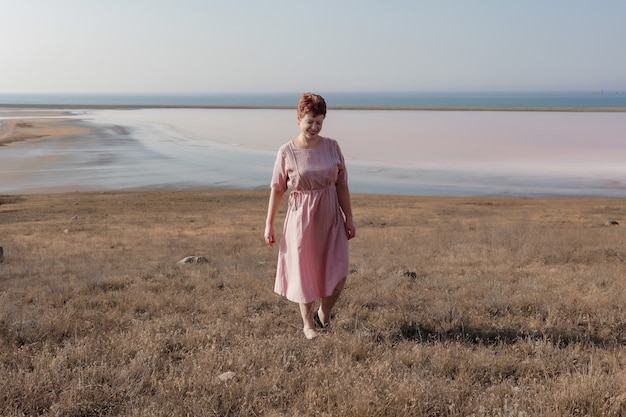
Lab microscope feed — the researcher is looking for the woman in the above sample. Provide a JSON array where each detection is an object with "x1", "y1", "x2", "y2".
[{"x1": 264, "y1": 93, "x2": 356, "y2": 340}]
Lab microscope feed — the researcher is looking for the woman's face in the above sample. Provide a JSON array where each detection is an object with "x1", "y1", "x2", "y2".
[{"x1": 297, "y1": 112, "x2": 324, "y2": 139}]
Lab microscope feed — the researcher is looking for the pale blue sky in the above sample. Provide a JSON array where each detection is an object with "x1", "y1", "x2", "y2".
[{"x1": 1, "y1": 0, "x2": 624, "y2": 93}]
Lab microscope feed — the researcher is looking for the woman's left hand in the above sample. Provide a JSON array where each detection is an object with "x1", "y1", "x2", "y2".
[
  {"x1": 345, "y1": 217, "x2": 356, "y2": 240},
  {"x1": 264, "y1": 224, "x2": 276, "y2": 246}
]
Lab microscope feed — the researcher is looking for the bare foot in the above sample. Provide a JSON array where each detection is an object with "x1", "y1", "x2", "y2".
[{"x1": 303, "y1": 327, "x2": 319, "y2": 340}]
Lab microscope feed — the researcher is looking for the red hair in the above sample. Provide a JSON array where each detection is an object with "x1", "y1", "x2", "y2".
[{"x1": 297, "y1": 93, "x2": 327, "y2": 119}]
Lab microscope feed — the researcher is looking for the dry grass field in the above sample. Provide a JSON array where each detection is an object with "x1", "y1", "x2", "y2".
[{"x1": 1, "y1": 190, "x2": 626, "y2": 416}]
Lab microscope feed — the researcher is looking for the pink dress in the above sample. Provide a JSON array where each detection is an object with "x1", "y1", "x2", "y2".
[{"x1": 270, "y1": 137, "x2": 349, "y2": 303}]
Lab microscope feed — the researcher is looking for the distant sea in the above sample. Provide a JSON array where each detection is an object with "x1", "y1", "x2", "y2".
[{"x1": 1, "y1": 91, "x2": 626, "y2": 108}]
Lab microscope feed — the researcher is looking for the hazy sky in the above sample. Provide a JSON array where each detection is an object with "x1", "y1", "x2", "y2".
[{"x1": 1, "y1": 0, "x2": 624, "y2": 93}]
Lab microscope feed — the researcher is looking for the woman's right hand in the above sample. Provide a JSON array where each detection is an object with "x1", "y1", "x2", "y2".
[{"x1": 265, "y1": 189, "x2": 285, "y2": 247}]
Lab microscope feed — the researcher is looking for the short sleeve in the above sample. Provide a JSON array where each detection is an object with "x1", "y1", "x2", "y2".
[{"x1": 270, "y1": 146, "x2": 289, "y2": 192}]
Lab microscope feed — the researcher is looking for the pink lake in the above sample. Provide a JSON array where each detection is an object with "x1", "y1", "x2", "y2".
[{"x1": 1, "y1": 108, "x2": 625, "y2": 196}]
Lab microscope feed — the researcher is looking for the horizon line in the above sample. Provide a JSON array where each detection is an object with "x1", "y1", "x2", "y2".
[{"x1": 2, "y1": 89, "x2": 626, "y2": 95}]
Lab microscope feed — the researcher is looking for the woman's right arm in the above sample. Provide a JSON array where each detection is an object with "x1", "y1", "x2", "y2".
[{"x1": 264, "y1": 188, "x2": 285, "y2": 246}]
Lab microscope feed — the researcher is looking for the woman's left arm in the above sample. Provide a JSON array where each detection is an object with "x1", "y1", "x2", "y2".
[{"x1": 337, "y1": 183, "x2": 356, "y2": 240}]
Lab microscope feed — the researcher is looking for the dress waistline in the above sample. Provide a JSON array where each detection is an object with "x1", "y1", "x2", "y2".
[
  {"x1": 290, "y1": 185, "x2": 334, "y2": 194},
  {"x1": 288, "y1": 186, "x2": 335, "y2": 205}
]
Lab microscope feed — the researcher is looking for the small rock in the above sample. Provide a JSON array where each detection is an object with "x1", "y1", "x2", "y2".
[
  {"x1": 177, "y1": 256, "x2": 209, "y2": 264},
  {"x1": 0, "y1": 246, "x2": 4, "y2": 263},
  {"x1": 606, "y1": 220, "x2": 619, "y2": 226},
  {"x1": 216, "y1": 371, "x2": 236, "y2": 382},
  {"x1": 71, "y1": 215, "x2": 79, "y2": 221},
  {"x1": 63, "y1": 229, "x2": 70, "y2": 234},
  {"x1": 401, "y1": 269, "x2": 418, "y2": 279}
]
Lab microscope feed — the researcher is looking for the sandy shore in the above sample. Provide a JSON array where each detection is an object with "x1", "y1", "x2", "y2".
[{"x1": 0, "y1": 110, "x2": 94, "y2": 145}]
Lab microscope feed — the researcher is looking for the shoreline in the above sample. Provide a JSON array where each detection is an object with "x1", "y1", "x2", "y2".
[
  {"x1": 2, "y1": 189, "x2": 626, "y2": 201},
  {"x1": 2, "y1": 103, "x2": 626, "y2": 112}
]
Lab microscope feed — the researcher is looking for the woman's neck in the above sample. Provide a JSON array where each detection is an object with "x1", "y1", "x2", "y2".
[{"x1": 294, "y1": 134, "x2": 322, "y2": 149}]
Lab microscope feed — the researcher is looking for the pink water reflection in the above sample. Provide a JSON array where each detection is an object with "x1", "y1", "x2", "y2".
[
  {"x1": 324, "y1": 110, "x2": 626, "y2": 174},
  {"x1": 2, "y1": 108, "x2": 625, "y2": 196}
]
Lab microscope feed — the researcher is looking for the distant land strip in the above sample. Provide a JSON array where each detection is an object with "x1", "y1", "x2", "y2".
[{"x1": 1, "y1": 103, "x2": 626, "y2": 112}]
